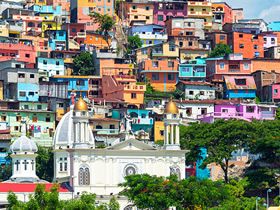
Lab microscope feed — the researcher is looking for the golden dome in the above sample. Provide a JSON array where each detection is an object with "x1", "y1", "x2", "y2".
[
  {"x1": 164, "y1": 100, "x2": 178, "y2": 114},
  {"x1": 74, "y1": 97, "x2": 88, "y2": 111}
]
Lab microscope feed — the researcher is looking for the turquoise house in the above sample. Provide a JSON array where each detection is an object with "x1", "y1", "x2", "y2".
[{"x1": 179, "y1": 59, "x2": 206, "y2": 81}]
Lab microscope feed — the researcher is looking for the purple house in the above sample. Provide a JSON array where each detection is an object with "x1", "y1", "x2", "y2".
[
  {"x1": 264, "y1": 33, "x2": 277, "y2": 49},
  {"x1": 197, "y1": 103, "x2": 276, "y2": 123},
  {"x1": 153, "y1": 2, "x2": 188, "y2": 26}
]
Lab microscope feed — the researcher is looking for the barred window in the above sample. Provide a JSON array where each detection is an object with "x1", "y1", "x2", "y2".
[{"x1": 79, "y1": 167, "x2": 90, "y2": 185}]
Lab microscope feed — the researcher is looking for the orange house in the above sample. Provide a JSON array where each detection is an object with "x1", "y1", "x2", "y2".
[
  {"x1": 139, "y1": 60, "x2": 179, "y2": 92},
  {"x1": 85, "y1": 32, "x2": 111, "y2": 50},
  {"x1": 102, "y1": 75, "x2": 146, "y2": 107}
]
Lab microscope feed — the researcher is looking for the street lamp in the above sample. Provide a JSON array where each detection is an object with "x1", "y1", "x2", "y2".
[
  {"x1": 267, "y1": 189, "x2": 272, "y2": 209},
  {"x1": 256, "y1": 197, "x2": 261, "y2": 210}
]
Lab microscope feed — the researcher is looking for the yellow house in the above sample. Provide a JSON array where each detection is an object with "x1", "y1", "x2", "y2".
[
  {"x1": 188, "y1": 1, "x2": 213, "y2": 31},
  {"x1": 0, "y1": 21, "x2": 9, "y2": 37},
  {"x1": 154, "y1": 121, "x2": 164, "y2": 142},
  {"x1": 40, "y1": 13, "x2": 62, "y2": 34},
  {"x1": 180, "y1": 48, "x2": 209, "y2": 61},
  {"x1": 33, "y1": 0, "x2": 47, "y2": 5}
]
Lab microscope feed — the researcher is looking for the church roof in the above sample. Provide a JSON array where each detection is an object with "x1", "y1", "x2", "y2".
[
  {"x1": 74, "y1": 97, "x2": 88, "y2": 111},
  {"x1": 10, "y1": 136, "x2": 37, "y2": 152},
  {"x1": 52, "y1": 110, "x2": 95, "y2": 148},
  {"x1": 107, "y1": 138, "x2": 156, "y2": 151},
  {"x1": 0, "y1": 183, "x2": 70, "y2": 192},
  {"x1": 164, "y1": 100, "x2": 179, "y2": 114}
]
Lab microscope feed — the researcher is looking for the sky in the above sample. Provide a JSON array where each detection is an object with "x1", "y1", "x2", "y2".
[{"x1": 211, "y1": 0, "x2": 280, "y2": 23}]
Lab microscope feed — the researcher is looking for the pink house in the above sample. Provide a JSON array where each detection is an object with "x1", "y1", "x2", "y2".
[
  {"x1": 153, "y1": 2, "x2": 188, "y2": 26},
  {"x1": 12, "y1": 15, "x2": 43, "y2": 35},
  {"x1": 197, "y1": 103, "x2": 276, "y2": 123},
  {"x1": 0, "y1": 43, "x2": 36, "y2": 64}
]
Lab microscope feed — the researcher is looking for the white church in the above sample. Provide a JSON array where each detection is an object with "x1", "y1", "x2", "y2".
[{"x1": 0, "y1": 97, "x2": 186, "y2": 209}]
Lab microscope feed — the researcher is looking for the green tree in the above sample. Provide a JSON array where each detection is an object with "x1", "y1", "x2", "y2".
[
  {"x1": 172, "y1": 89, "x2": 185, "y2": 100},
  {"x1": 209, "y1": 42, "x2": 232, "y2": 58},
  {"x1": 89, "y1": 12, "x2": 115, "y2": 49},
  {"x1": 276, "y1": 107, "x2": 280, "y2": 120},
  {"x1": 36, "y1": 146, "x2": 54, "y2": 182},
  {"x1": 73, "y1": 53, "x2": 95, "y2": 76},
  {"x1": 180, "y1": 119, "x2": 255, "y2": 183},
  {"x1": 127, "y1": 35, "x2": 142, "y2": 55}
]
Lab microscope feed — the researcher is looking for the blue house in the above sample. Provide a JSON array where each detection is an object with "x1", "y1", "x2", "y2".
[
  {"x1": 269, "y1": 21, "x2": 280, "y2": 31},
  {"x1": 224, "y1": 76, "x2": 256, "y2": 99},
  {"x1": 44, "y1": 30, "x2": 67, "y2": 51},
  {"x1": 49, "y1": 76, "x2": 88, "y2": 99},
  {"x1": 37, "y1": 57, "x2": 65, "y2": 77},
  {"x1": 179, "y1": 59, "x2": 206, "y2": 81},
  {"x1": 17, "y1": 83, "x2": 39, "y2": 101},
  {"x1": 128, "y1": 24, "x2": 167, "y2": 47},
  {"x1": 29, "y1": 5, "x2": 62, "y2": 16}
]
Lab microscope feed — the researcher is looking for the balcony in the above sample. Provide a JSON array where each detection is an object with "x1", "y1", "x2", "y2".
[
  {"x1": 204, "y1": 22, "x2": 213, "y2": 27},
  {"x1": 0, "y1": 43, "x2": 35, "y2": 51},
  {"x1": 188, "y1": 11, "x2": 212, "y2": 17},
  {"x1": 89, "y1": 84, "x2": 102, "y2": 90},
  {"x1": 9, "y1": 25, "x2": 24, "y2": 32},
  {"x1": 76, "y1": 32, "x2": 86, "y2": 38},
  {"x1": 144, "y1": 66, "x2": 178, "y2": 71},
  {"x1": 132, "y1": 118, "x2": 153, "y2": 125},
  {"x1": 188, "y1": 1, "x2": 212, "y2": 7},
  {"x1": 123, "y1": 84, "x2": 146, "y2": 91},
  {"x1": 95, "y1": 129, "x2": 119, "y2": 135},
  {"x1": 152, "y1": 50, "x2": 163, "y2": 55}
]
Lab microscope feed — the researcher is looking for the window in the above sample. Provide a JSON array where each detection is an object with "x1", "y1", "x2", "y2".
[
  {"x1": 28, "y1": 22, "x2": 35, "y2": 27},
  {"x1": 37, "y1": 105, "x2": 42, "y2": 110},
  {"x1": 219, "y1": 63, "x2": 225, "y2": 70},
  {"x1": 134, "y1": 15, "x2": 138, "y2": 19},
  {"x1": 200, "y1": 91, "x2": 205, "y2": 95},
  {"x1": 19, "y1": 91, "x2": 26, "y2": 97},
  {"x1": 16, "y1": 115, "x2": 21, "y2": 122},
  {"x1": 189, "y1": 91, "x2": 194, "y2": 95},
  {"x1": 59, "y1": 31, "x2": 64, "y2": 36},
  {"x1": 58, "y1": 103, "x2": 64, "y2": 108},
  {"x1": 239, "y1": 44, "x2": 244, "y2": 48},
  {"x1": 14, "y1": 126, "x2": 19, "y2": 131},
  {"x1": 79, "y1": 167, "x2": 90, "y2": 185},
  {"x1": 32, "y1": 116, "x2": 38, "y2": 123},
  {"x1": 98, "y1": 8, "x2": 101, "y2": 11},
  {"x1": 169, "y1": 44, "x2": 175, "y2": 51},
  {"x1": 72, "y1": 28, "x2": 76, "y2": 32},
  {"x1": 222, "y1": 109, "x2": 228, "y2": 113},
  {"x1": 1, "y1": 115, "x2": 6, "y2": 121},
  {"x1": 160, "y1": 130, "x2": 164, "y2": 136},
  {"x1": 56, "y1": 61, "x2": 60, "y2": 65},
  {"x1": 201, "y1": 108, "x2": 207, "y2": 115},
  {"x1": 175, "y1": 4, "x2": 184, "y2": 10},
  {"x1": 188, "y1": 41, "x2": 193, "y2": 46},
  {"x1": 239, "y1": 34, "x2": 243, "y2": 38},
  {"x1": 29, "y1": 92, "x2": 35, "y2": 96},
  {"x1": 246, "y1": 106, "x2": 254, "y2": 113},
  {"x1": 272, "y1": 38, "x2": 276, "y2": 43},
  {"x1": 186, "y1": 108, "x2": 192, "y2": 115},
  {"x1": 96, "y1": 37, "x2": 98, "y2": 41},
  {"x1": 158, "y1": 3, "x2": 163, "y2": 10},
  {"x1": 244, "y1": 63, "x2": 249, "y2": 70},
  {"x1": 141, "y1": 48, "x2": 148, "y2": 55},
  {"x1": 76, "y1": 80, "x2": 85, "y2": 86},
  {"x1": 168, "y1": 73, "x2": 175, "y2": 80},
  {"x1": 152, "y1": 61, "x2": 159, "y2": 67},
  {"x1": 25, "y1": 53, "x2": 30, "y2": 58},
  {"x1": 45, "y1": 117, "x2": 51, "y2": 122},
  {"x1": 168, "y1": 61, "x2": 174, "y2": 68},
  {"x1": 132, "y1": 5, "x2": 137, "y2": 9},
  {"x1": 43, "y1": 60, "x2": 47, "y2": 65},
  {"x1": 24, "y1": 105, "x2": 29, "y2": 109},
  {"x1": 56, "y1": 71, "x2": 60, "y2": 75},
  {"x1": 179, "y1": 42, "x2": 183, "y2": 47},
  {"x1": 30, "y1": 74, "x2": 34, "y2": 78},
  {"x1": 235, "y1": 79, "x2": 246, "y2": 85},
  {"x1": 146, "y1": 16, "x2": 150, "y2": 20},
  {"x1": 15, "y1": 64, "x2": 21, "y2": 68},
  {"x1": 141, "y1": 113, "x2": 146, "y2": 118},
  {"x1": 145, "y1": 6, "x2": 150, "y2": 10},
  {"x1": 64, "y1": 162, "x2": 67, "y2": 171},
  {"x1": 131, "y1": 93, "x2": 136, "y2": 99},
  {"x1": 109, "y1": 124, "x2": 115, "y2": 129},
  {"x1": 96, "y1": 125, "x2": 102, "y2": 129},
  {"x1": 18, "y1": 73, "x2": 25, "y2": 78},
  {"x1": 47, "y1": 24, "x2": 52, "y2": 28},
  {"x1": 186, "y1": 32, "x2": 193, "y2": 36},
  {"x1": 254, "y1": 45, "x2": 258, "y2": 49},
  {"x1": 158, "y1": 15, "x2": 163, "y2": 21},
  {"x1": 107, "y1": 8, "x2": 110, "y2": 12},
  {"x1": 166, "y1": 3, "x2": 173, "y2": 10},
  {"x1": 152, "y1": 73, "x2": 159, "y2": 80},
  {"x1": 220, "y1": 35, "x2": 225, "y2": 40}
]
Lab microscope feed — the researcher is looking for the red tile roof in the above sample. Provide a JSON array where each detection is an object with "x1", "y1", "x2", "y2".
[
  {"x1": 0, "y1": 183, "x2": 70, "y2": 193},
  {"x1": 0, "y1": 134, "x2": 12, "y2": 140},
  {"x1": 178, "y1": 80, "x2": 215, "y2": 86}
]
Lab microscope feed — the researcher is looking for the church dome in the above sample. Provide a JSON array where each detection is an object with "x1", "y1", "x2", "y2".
[
  {"x1": 164, "y1": 100, "x2": 179, "y2": 114},
  {"x1": 74, "y1": 97, "x2": 88, "y2": 111},
  {"x1": 10, "y1": 136, "x2": 37, "y2": 152},
  {"x1": 52, "y1": 110, "x2": 95, "y2": 148}
]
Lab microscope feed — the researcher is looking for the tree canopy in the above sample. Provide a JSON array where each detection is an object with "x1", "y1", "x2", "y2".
[
  {"x1": 127, "y1": 35, "x2": 142, "y2": 55},
  {"x1": 73, "y1": 52, "x2": 95, "y2": 76},
  {"x1": 209, "y1": 42, "x2": 232, "y2": 58},
  {"x1": 89, "y1": 12, "x2": 115, "y2": 49}
]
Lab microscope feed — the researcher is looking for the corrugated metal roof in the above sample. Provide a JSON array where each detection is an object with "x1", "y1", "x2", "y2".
[{"x1": 224, "y1": 76, "x2": 256, "y2": 90}]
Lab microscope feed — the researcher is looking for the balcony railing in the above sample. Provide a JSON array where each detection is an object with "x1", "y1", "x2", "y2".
[
  {"x1": 144, "y1": 66, "x2": 178, "y2": 71},
  {"x1": 123, "y1": 85, "x2": 146, "y2": 91},
  {"x1": 132, "y1": 118, "x2": 153, "y2": 125},
  {"x1": 188, "y1": 1, "x2": 211, "y2": 6},
  {"x1": 197, "y1": 112, "x2": 275, "y2": 121},
  {"x1": 188, "y1": 11, "x2": 212, "y2": 16},
  {"x1": 77, "y1": 32, "x2": 86, "y2": 37},
  {"x1": 0, "y1": 43, "x2": 35, "y2": 50},
  {"x1": 152, "y1": 50, "x2": 163, "y2": 55},
  {"x1": 89, "y1": 84, "x2": 102, "y2": 90},
  {"x1": 95, "y1": 129, "x2": 119, "y2": 135}
]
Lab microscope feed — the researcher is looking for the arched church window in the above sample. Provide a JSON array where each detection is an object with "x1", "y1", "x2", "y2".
[
  {"x1": 79, "y1": 167, "x2": 90, "y2": 185},
  {"x1": 124, "y1": 164, "x2": 137, "y2": 177},
  {"x1": 96, "y1": 125, "x2": 102, "y2": 129},
  {"x1": 170, "y1": 166, "x2": 181, "y2": 179}
]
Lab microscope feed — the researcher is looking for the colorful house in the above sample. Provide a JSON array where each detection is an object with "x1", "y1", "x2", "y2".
[
  {"x1": 102, "y1": 75, "x2": 146, "y2": 108},
  {"x1": 197, "y1": 103, "x2": 276, "y2": 123},
  {"x1": 44, "y1": 30, "x2": 67, "y2": 51},
  {"x1": 12, "y1": 14, "x2": 43, "y2": 35},
  {"x1": 224, "y1": 76, "x2": 256, "y2": 99},
  {"x1": 179, "y1": 60, "x2": 206, "y2": 81},
  {"x1": 187, "y1": 0, "x2": 213, "y2": 31},
  {"x1": 212, "y1": 2, "x2": 232, "y2": 27},
  {"x1": 84, "y1": 32, "x2": 111, "y2": 50},
  {"x1": 121, "y1": 1, "x2": 154, "y2": 26},
  {"x1": 49, "y1": 75, "x2": 88, "y2": 98},
  {"x1": 153, "y1": 1, "x2": 188, "y2": 26},
  {"x1": 37, "y1": 57, "x2": 65, "y2": 77},
  {"x1": 128, "y1": 24, "x2": 167, "y2": 47},
  {"x1": 0, "y1": 20, "x2": 9, "y2": 37},
  {"x1": 263, "y1": 83, "x2": 280, "y2": 102},
  {"x1": 139, "y1": 59, "x2": 178, "y2": 92}
]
